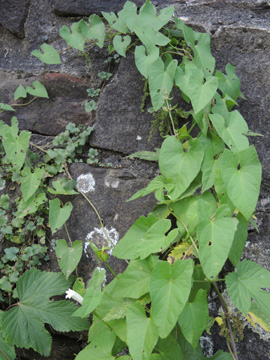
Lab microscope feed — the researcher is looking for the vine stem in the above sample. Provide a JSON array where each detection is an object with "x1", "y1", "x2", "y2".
[
  {"x1": 0, "y1": 97, "x2": 38, "y2": 115},
  {"x1": 164, "y1": 98, "x2": 178, "y2": 136},
  {"x1": 29, "y1": 142, "x2": 48, "y2": 154},
  {"x1": 212, "y1": 281, "x2": 239, "y2": 360}
]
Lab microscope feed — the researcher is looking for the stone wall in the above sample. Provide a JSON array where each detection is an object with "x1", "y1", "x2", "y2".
[{"x1": 0, "y1": 0, "x2": 270, "y2": 359}]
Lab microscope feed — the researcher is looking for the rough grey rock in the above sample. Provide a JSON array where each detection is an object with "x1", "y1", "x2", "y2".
[{"x1": 0, "y1": 0, "x2": 30, "y2": 38}]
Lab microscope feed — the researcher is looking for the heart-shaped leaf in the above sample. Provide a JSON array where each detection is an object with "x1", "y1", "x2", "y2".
[
  {"x1": 55, "y1": 239, "x2": 83, "y2": 279},
  {"x1": 113, "y1": 35, "x2": 131, "y2": 57},
  {"x1": 49, "y1": 198, "x2": 73, "y2": 234},
  {"x1": 31, "y1": 43, "x2": 61, "y2": 64}
]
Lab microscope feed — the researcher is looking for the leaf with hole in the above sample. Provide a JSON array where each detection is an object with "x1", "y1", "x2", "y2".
[
  {"x1": 26, "y1": 81, "x2": 48, "y2": 98},
  {"x1": 197, "y1": 217, "x2": 238, "y2": 279},
  {"x1": 150, "y1": 259, "x2": 193, "y2": 338},
  {"x1": 49, "y1": 198, "x2": 73, "y2": 234},
  {"x1": 221, "y1": 146, "x2": 261, "y2": 220},
  {"x1": 226, "y1": 259, "x2": 270, "y2": 315},
  {"x1": 55, "y1": 240, "x2": 83, "y2": 279},
  {"x1": 31, "y1": 43, "x2": 61, "y2": 64},
  {"x1": 17, "y1": 193, "x2": 47, "y2": 218}
]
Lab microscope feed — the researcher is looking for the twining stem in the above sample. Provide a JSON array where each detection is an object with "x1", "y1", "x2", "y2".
[
  {"x1": 212, "y1": 281, "x2": 239, "y2": 360},
  {"x1": 105, "y1": 260, "x2": 118, "y2": 279},
  {"x1": 165, "y1": 98, "x2": 178, "y2": 136},
  {"x1": 30, "y1": 142, "x2": 48, "y2": 154},
  {"x1": 0, "y1": 97, "x2": 38, "y2": 115}
]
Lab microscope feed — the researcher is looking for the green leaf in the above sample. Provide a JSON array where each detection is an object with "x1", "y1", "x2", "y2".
[
  {"x1": 113, "y1": 35, "x2": 131, "y2": 57},
  {"x1": 47, "y1": 177, "x2": 78, "y2": 195},
  {"x1": 159, "y1": 136, "x2": 204, "y2": 200},
  {"x1": 247, "y1": 302, "x2": 270, "y2": 333},
  {"x1": 126, "y1": 302, "x2": 159, "y2": 360},
  {"x1": 135, "y1": 45, "x2": 159, "y2": 78},
  {"x1": 0, "y1": 103, "x2": 15, "y2": 111},
  {"x1": 175, "y1": 63, "x2": 218, "y2": 114},
  {"x1": 221, "y1": 146, "x2": 261, "y2": 220},
  {"x1": 14, "y1": 85, "x2": 27, "y2": 100},
  {"x1": 150, "y1": 259, "x2": 193, "y2": 338},
  {"x1": 1, "y1": 268, "x2": 89, "y2": 356},
  {"x1": 228, "y1": 214, "x2": 248, "y2": 267},
  {"x1": 197, "y1": 217, "x2": 238, "y2": 279},
  {"x1": 72, "y1": 268, "x2": 105, "y2": 317},
  {"x1": 226, "y1": 259, "x2": 270, "y2": 315},
  {"x1": 135, "y1": 219, "x2": 178, "y2": 259},
  {"x1": 0, "y1": 330, "x2": 16, "y2": 360},
  {"x1": 75, "y1": 318, "x2": 115, "y2": 360},
  {"x1": 112, "y1": 214, "x2": 158, "y2": 259},
  {"x1": 111, "y1": 259, "x2": 151, "y2": 299},
  {"x1": 21, "y1": 167, "x2": 44, "y2": 202},
  {"x1": 82, "y1": 15, "x2": 106, "y2": 48},
  {"x1": 128, "y1": 148, "x2": 160, "y2": 162},
  {"x1": 55, "y1": 240, "x2": 83, "y2": 279},
  {"x1": 178, "y1": 289, "x2": 209, "y2": 348},
  {"x1": 59, "y1": 22, "x2": 85, "y2": 50},
  {"x1": 151, "y1": 333, "x2": 184, "y2": 360},
  {"x1": 149, "y1": 58, "x2": 177, "y2": 111},
  {"x1": 26, "y1": 81, "x2": 48, "y2": 98},
  {"x1": 210, "y1": 111, "x2": 249, "y2": 152},
  {"x1": 0, "y1": 117, "x2": 31, "y2": 170},
  {"x1": 31, "y1": 43, "x2": 61, "y2": 64},
  {"x1": 49, "y1": 198, "x2": 73, "y2": 234},
  {"x1": 215, "y1": 63, "x2": 240, "y2": 100},
  {"x1": 17, "y1": 193, "x2": 47, "y2": 218}
]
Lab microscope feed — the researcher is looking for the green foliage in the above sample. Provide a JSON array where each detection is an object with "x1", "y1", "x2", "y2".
[
  {"x1": 31, "y1": 43, "x2": 62, "y2": 64},
  {"x1": 55, "y1": 239, "x2": 83, "y2": 279},
  {"x1": 49, "y1": 198, "x2": 73, "y2": 234},
  {"x1": 26, "y1": 81, "x2": 49, "y2": 98}
]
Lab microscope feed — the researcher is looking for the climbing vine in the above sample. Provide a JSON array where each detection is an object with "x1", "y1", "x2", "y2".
[{"x1": 0, "y1": 1, "x2": 269, "y2": 360}]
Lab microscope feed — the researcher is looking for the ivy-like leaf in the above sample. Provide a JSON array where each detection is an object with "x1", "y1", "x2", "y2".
[
  {"x1": 150, "y1": 259, "x2": 193, "y2": 338},
  {"x1": 59, "y1": 22, "x2": 85, "y2": 50},
  {"x1": 221, "y1": 146, "x2": 261, "y2": 220},
  {"x1": 49, "y1": 198, "x2": 73, "y2": 234},
  {"x1": 134, "y1": 45, "x2": 159, "y2": 78},
  {"x1": 226, "y1": 259, "x2": 270, "y2": 315},
  {"x1": 210, "y1": 111, "x2": 249, "y2": 152},
  {"x1": 26, "y1": 81, "x2": 48, "y2": 98},
  {"x1": 31, "y1": 43, "x2": 61, "y2": 64},
  {"x1": 0, "y1": 117, "x2": 31, "y2": 171},
  {"x1": 1, "y1": 269, "x2": 89, "y2": 356},
  {"x1": 175, "y1": 63, "x2": 218, "y2": 114},
  {"x1": 113, "y1": 35, "x2": 131, "y2": 57},
  {"x1": 72, "y1": 268, "x2": 105, "y2": 317},
  {"x1": 159, "y1": 136, "x2": 204, "y2": 200},
  {"x1": 126, "y1": 302, "x2": 159, "y2": 360},
  {"x1": 21, "y1": 167, "x2": 44, "y2": 202},
  {"x1": 149, "y1": 57, "x2": 177, "y2": 111},
  {"x1": 113, "y1": 214, "x2": 158, "y2": 259},
  {"x1": 178, "y1": 289, "x2": 209, "y2": 349},
  {"x1": 55, "y1": 239, "x2": 83, "y2": 279},
  {"x1": 14, "y1": 84, "x2": 27, "y2": 100},
  {"x1": 197, "y1": 217, "x2": 238, "y2": 279}
]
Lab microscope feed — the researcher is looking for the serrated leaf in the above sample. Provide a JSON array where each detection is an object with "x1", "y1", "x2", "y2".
[
  {"x1": 0, "y1": 330, "x2": 16, "y2": 360},
  {"x1": 150, "y1": 259, "x2": 193, "y2": 338},
  {"x1": 215, "y1": 63, "x2": 240, "y2": 100},
  {"x1": 228, "y1": 214, "x2": 248, "y2": 267},
  {"x1": 0, "y1": 103, "x2": 15, "y2": 111},
  {"x1": 175, "y1": 63, "x2": 218, "y2": 114},
  {"x1": 21, "y1": 167, "x2": 44, "y2": 202},
  {"x1": 55, "y1": 240, "x2": 83, "y2": 279},
  {"x1": 1, "y1": 268, "x2": 89, "y2": 356},
  {"x1": 135, "y1": 45, "x2": 159, "y2": 78},
  {"x1": 0, "y1": 117, "x2": 31, "y2": 170},
  {"x1": 149, "y1": 58, "x2": 177, "y2": 111},
  {"x1": 59, "y1": 22, "x2": 85, "y2": 50},
  {"x1": 17, "y1": 193, "x2": 47, "y2": 218},
  {"x1": 48, "y1": 177, "x2": 78, "y2": 195},
  {"x1": 111, "y1": 259, "x2": 151, "y2": 299},
  {"x1": 113, "y1": 35, "x2": 131, "y2": 57},
  {"x1": 14, "y1": 84, "x2": 27, "y2": 100},
  {"x1": 26, "y1": 81, "x2": 48, "y2": 98},
  {"x1": 159, "y1": 136, "x2": 204, "y2": 200},
  {"x1": 197, "y1": 217, "x2": 238, "y2": 279},
  {"x1": 221, "y1": 146, "x2": 261, "y2": 220},
  {"x1": 72, "y1": 268, "x2": 105, "y2": 317},
  {"x1": 226, "y1": 259, "x2": 270, "y2": 315},
  {"x1": 49, "y1": 198, "x2": 73, "y2": 234},
  {"x1": 112, "y1": 214, "x2": 158, "y2": 259},
  {"x1": 178, "y1": 289, "x2": 209, "y2": 348},
  {"x1": 31, "y1": 43, "x2": 61, "y2": 64},
  {"x1": 135, "y1": 220, "x2": 178, "y2": 259},
  {"x1": 126, "y1": 302, "x2": 159, "y2": 360},
  {"x1": 210, "y1": 111, "x2": 249, "y2": 152},
  {"x1": 246, "y1": 302, "x2": 270, "y2": 332}
]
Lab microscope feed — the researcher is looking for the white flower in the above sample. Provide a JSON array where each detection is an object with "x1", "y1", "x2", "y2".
[{"x1": 65, "y1": 288, "x2": 83, "y2": 304}]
